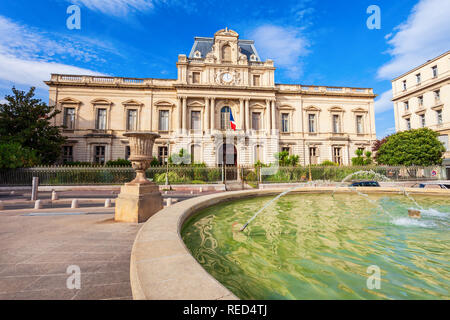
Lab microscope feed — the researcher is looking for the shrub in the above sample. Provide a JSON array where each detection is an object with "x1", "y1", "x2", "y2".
[
  {"x1": 320, "y1": 160, "x2": 339, "y2": 166},
  {"x1": 106, "y1": 159, "x2": 132, "y2": 167},
  {"x1": 0, "y1": 142, "x2": 38, "y2": 169}
]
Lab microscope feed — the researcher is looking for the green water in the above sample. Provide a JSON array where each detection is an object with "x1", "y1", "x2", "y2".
[{"x1": 181, "y1": 193, "x2": 450, "y2": 300}]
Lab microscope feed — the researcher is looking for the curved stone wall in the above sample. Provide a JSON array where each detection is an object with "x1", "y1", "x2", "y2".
[{"x1": 130, "y1": 187, "x2": 450, "y2": 300}]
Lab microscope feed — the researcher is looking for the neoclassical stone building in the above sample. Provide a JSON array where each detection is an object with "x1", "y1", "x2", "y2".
[
  {"x1": 392, "y1": 50, "x2": 450, "y2": 173},
  {"x1": 46, "y1": 28, "x2": 377, "y2": 167}
]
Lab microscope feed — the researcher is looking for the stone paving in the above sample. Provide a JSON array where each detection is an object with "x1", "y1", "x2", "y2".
[{"x1": 0, "y1": 207, "x2": 141, "y2": 300}]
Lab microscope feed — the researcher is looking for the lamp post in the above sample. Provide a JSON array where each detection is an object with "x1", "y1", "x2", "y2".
[{"x1": 165, "y1": 141, "x2": 170, "y2": 186}]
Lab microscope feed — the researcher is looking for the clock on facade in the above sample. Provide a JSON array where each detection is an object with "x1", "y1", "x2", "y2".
[{"x1": 222, "y1": 72, "x2": 233, "y2": 83}]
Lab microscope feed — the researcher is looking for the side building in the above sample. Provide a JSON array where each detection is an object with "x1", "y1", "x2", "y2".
[
  {"x1": 392, "y1": 50, "x2": 450, "y2": 174},
  {"x1": 46, "y1": 28, "x2": 377, "y2": 167}
]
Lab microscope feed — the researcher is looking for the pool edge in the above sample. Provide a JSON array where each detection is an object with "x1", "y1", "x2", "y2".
[{"x1": 130, "y1": 187, "x2": 450, "y2": 300}]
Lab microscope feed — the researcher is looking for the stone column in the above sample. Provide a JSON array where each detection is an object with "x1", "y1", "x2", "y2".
[
  {"x1": 245, "y1": 99, "x2": 250, "y2": 131},
  {"x1": 177, "y1": 96, "x2": 182, "y2": 133},
  {"x1": 239, "y1": 98, "x2": 244, "y2": 130},
  {"x1": 204, "y1": 97, "x2": 210, "y2": 132},
  {"x1": 182, "y1": 96, "x2": 187, "y2": 133},
  {"x1": 265, "y1": 99, "x2": 271, "y2": 131},
  {"x1": 210, "y1": 97, "x2": 215, "y2": 131},
  {"x1": 271, "y1": 99, "x2": 276, "y2": 132}
]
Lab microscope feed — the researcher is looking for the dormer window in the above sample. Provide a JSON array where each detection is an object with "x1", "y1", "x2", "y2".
[
  {"x1": 253, "y1": 74, "x2": 260, "y2": 86},
  {"x1": 221, "y1": 44, "x2": 231, "y2": 62},
  {"x1": 194, "y1": 50, "x2": 202, "y2": 58},
  {"x1": 192, "y1": 72, "x2": 200, "y2": 84},
  {"x1": 250, "y1": 54, "x2": 257, "y2": 62}
]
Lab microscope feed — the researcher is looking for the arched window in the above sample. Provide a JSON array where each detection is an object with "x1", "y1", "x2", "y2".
[
  {"x1": 220, "y1": 106, "x2": 231, "y2": 130},
  {"x1": 221, "y1": 44, "x2": 231, "y2": 62}
]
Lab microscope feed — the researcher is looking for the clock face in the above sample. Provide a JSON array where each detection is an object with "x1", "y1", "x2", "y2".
[{"x1": 222, "y1": 72, "x2": 233, "y2": 83}]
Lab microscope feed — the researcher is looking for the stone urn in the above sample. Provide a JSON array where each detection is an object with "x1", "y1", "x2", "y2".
[
  {"x1": 124, "y1": 131, "x2": 160, "y2": 185},
  {"x1": 115, "y1": 131, "x2": 163, "y2": 223}
]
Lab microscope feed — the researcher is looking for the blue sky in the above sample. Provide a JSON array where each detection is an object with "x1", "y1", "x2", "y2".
[{"x1": 0, "y1": 0, "x2": 449, "y2": 138}]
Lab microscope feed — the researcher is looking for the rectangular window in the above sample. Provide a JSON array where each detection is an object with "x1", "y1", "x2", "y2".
[
  {"x1": 402, "y1": 80, "x2": 407, "y2": 91},
  {"x1": 281, "y1": 147, "x2": 290, "y2": 154},
  {"x1": 434, "y1": 89, "x2": 440, "y2": 102},
  {"x1": 404, "y1": 101, "x2": 409, "y2": 110},
  {"x1": 356, "y1": 115, "x2": 363, "y2": 134},
  {"x1": 438, "y1": 135, "x2": 449, "y2": 151},
  {"x1": 281, "y1": 113, "x2": 289, "y2": 133},
  {"x1": 63, "y1": 108, "x2": 75, "y2": 130},
  {"x1": 420, "y1": 114, "x2": 426, "y2": 127},
  {"x1": 416, "y1": 73, "x2": 421, "y2": 84},
  {"x1": 125, "y1": 146, "x2": 131, "y2": 160},
  {"x1": 159, "y1": 110, "x2": 169, "y2": 131},
  {"x1": 253, "y1": 75, "x2": 260, "y2": 86},
  {"x1": 192, "y1": 72, "x2": 200, "y2": 84},
  {"x1": 191, "y1": 145, "x2": 201, "y2": 164},
  {"x1": 62, "y1": 146, "x2": 73, "y2": 163},
  {"x1": 191, "y1": 111, "x2": 201, "y2": 130},
  {"x1": 332, "y1": 115, "x2": 340, "y2": 133},
  {"x1": 418, "y1": 96, "x2": 423, "y2": 107},
  {"x1": 432, "y1": 65, "x2": 438, "y2": 78},
  {"x1": 126, "y1": 109, "x2": 137, "y2": 131},
  {"x1": 437, "y1": 110, "x2": 443, "y2": 125},
  {"x1": 94, "y1": 146, "x2": 105, "y2": 164},
  {"x1": 333, "y1": 147, "x2": 342, "y2": 165},
  {"x1": 158, "y1": 146, "x2": 168, "y2": 164},
  {"x1": 308, "y1": 114, "x2": 316, "y2": 133},
  {"x1": 406, "y1": 118, "x2": 411, "y2": 130},
  {"x1": 252, "y1": 112, "x2": 261, "y2": 130},
  {"x1": 96, "y1": 108, "x2": 107, "y2": 130},
  {"x1": 309, "y1": 147, "x2": 318, "y2": 164}
]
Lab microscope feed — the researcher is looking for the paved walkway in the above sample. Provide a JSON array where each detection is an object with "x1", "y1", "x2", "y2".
[{"x1": 0, "y1": 207, "x2": 141, "y2": 300}]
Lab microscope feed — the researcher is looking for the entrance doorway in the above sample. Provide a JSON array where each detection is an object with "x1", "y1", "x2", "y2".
[{"x1": 218, "y1": 143, "x2": 238, "y2": 180}]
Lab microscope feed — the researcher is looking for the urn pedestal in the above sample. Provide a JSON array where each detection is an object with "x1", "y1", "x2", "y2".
[{"x1": 115, "y1": 132, "x2": 163, "y2": 223}]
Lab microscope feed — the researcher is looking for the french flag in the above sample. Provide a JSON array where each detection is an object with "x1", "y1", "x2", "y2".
[{"x1": 230, "y1": 110, "x2": 236, "y2": 131}]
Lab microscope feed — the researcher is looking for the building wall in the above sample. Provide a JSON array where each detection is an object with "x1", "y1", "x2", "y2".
[
  {"x1": 46, "y1": 29, "x2": 377, "y2": 167},
  {"x1": 392, "y1": 51, "x2": 450, "y2": 162}
]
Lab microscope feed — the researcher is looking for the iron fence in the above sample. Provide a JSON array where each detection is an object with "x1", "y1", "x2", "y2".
[{"x1": 0, "y1": 165, "x2": 446, "y2": 186}]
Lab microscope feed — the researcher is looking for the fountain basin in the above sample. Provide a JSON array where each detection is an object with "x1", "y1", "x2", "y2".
[{"x1": 130, "y1": 187, "x2": 450, "y2": 300}]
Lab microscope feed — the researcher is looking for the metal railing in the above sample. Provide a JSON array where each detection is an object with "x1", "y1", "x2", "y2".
[{"x1": 0, "y1": 165, "x2": 445, "y2": 186}]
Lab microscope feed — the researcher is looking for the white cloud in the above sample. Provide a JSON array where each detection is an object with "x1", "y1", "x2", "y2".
[
  {"x1": 0, "y1": 99, "x2": 7, "y2": 104},
  {"x1": 70, "y1": 0, "x2": 154, "y2": 16},
  {"x1": 0, "y1": 15, "x2": 106, "y2": 89},
  {"x1": 374, "y1": 89, "x2": 393, "y2": 114},
  {"x1": 249, "y1": 25, "x2": 310, "y2": 79},
  {"x1": 377, "y1": 0, "x2": 450, "y2": 79},
  {"x1": 0, "y1": 55, "x2": 103, "y2": 89}
]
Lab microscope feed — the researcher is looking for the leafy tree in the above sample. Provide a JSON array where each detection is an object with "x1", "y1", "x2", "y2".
[
  {"x1": 372, "y1": 135, "x2": 390, "y2": 162},
  {"x1": 0, "y1": 142, "x2": 39, "y2": 169},
  {"x1": 351, "y1": 149, "x2": 373, "y2": 166},
  {"x1": 0, "y1": 87, "x2": 66, "y2": 164},
  {"x1": 376, "y1": 128, "x2": 445, "y2": 166}
]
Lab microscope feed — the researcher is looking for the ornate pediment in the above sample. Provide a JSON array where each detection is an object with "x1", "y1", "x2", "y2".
[{"x1": 214, "y1": 28, "x2": 239, "y2": 37}]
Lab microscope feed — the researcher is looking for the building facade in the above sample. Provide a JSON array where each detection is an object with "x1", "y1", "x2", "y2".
[
  {"x1": 46, "y1": 29, "x2": 377, "y2": 167},
  {"x1": 392, "y1": 51, "x2": 450, "y2": 172}
]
